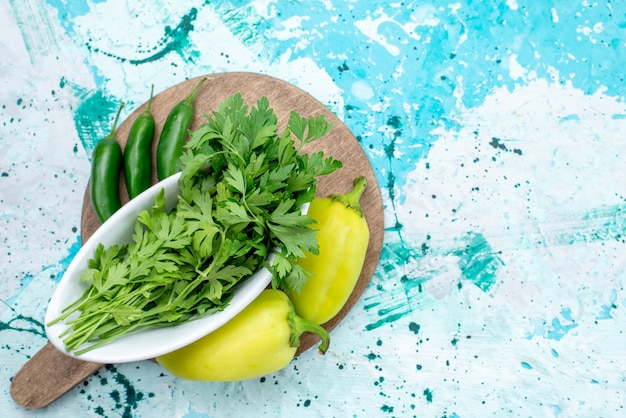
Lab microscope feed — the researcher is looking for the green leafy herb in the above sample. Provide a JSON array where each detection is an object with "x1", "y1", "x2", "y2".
[{"x1": 47, "y1": 93, "x2": 342, "y2": 354}]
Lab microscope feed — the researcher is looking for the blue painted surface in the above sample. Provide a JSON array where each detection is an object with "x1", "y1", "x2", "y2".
[{"x1": 1, "y1": 1, "x2": 625, "y2": 417}]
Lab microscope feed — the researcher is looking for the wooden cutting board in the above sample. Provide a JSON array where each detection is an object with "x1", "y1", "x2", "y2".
[{"x1": 11, "y1": 72, "x2": 384, "y2": 409}]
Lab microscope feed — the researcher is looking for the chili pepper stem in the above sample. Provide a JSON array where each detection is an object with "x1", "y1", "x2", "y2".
[
  {"x1": 287, "y1": 304, "x2": 330, "y2": 354},
  {"x1": 183, "y1": 77, "x2": 209, "y2": 106},
  {"x1": 329, "y1": 175, "x2": 368, "y2": 216},
  {"x1": 144, "y1": 84, "x2": 154, "y2": 114},
  {"x1": 107, "y1": 102, "x2": 125, "y2": 139}
]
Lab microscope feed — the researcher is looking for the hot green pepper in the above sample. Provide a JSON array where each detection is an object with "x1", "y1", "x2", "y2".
[
  {"x1": 287, "y1": 176, "x2": 370, "y2": 324},
  {"x1": 155, "y1": 289, "x2": 330, "y2": 381},
  {"x1": 124, "y1": 85, "x2": 155, "y2": 199},
  {"x1": 156, "y1": 77, "x2": 207, "y2": 180},
  {"x1": 90, "y1": 102, "x2": 125, "y2": 223}
]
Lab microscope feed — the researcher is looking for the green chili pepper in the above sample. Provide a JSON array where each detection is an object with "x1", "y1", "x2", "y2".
[
  {"x1": 287, "y1": 176, "x2": 370, "y2": 324},
  {"x1": 156, "y1": 77, "x2": 208, "y2": 180},
  {"x1": 124, "y1": 85, "x2": 156, "y2": 199},
  {"x1": 90, "y1": 102, "x2": 125, "y2": 223},
  {"x1": 155, "y1": 289, "x2": 330, "y2": 381}
]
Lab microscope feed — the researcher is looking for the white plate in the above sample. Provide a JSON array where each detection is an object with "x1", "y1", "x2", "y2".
[{"x1": 45, "y1": 172, "x2": 287, "y2": 363}]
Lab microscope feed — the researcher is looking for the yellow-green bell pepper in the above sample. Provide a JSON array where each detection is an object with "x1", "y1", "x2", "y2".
[
  {"x1": 155, "y1": 289, "x2": 329, "y2": 381},
  {"x1": 287, "y1": 176, "x2": 369, "y2": 324}
]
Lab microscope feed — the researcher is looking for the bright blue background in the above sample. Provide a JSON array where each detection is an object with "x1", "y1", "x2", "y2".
[{"x1": 2, "y1": 1, "x2": 625, "y2": 417}]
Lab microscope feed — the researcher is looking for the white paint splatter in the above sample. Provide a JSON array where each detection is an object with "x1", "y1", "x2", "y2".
[
  {"x1": 354, "y1": 5, "x2": 438, "y2": 56},
  {"x1": 351, "y1": 79, "x2": 374, "y2": 100},
  {"x1": 508, "y1": 53, "x2": 528, "y2": 81},
  {"x1": 398, "y1": 76, "x2": 626, "y2": 318}
]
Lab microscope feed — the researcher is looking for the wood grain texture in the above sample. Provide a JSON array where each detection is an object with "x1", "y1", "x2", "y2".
[
  {"x1": 11, "y1": 72, "x2": 384, "y2": 409},
  {"x1": 10, "y1": 342, "x2": 103, "y2": 409}
]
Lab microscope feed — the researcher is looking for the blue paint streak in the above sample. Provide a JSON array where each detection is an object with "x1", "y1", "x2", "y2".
[
  {"x1": 44, "y1": 0, "x2": 110, "y2": 88},
  {"x1": 453, "y1": 232, "x2": 502, "y2": 292},
  {"x1": 6, "y1": 236, "x2": 81, "y2": 305},
  {"x1": 52, "y1": 236, "x2": 83, "y2": 282},
  {"x1": 560, "y1": 307, "x2": 573, "y2": 322},
  {"x1": 183, "y1": 405, "x2": 210, "y2": 418},
  {"x1": 183, "y1": 412, "x2": 210, "y2": 418},
  {"x1": 526, "y1": 308, "x2": 578, "y2": 341},
  {"x1": 44, "y1": 0, "x2": 105, "y2": 35},
  {"x1": 596, "y1": 289, "x2": 618, "y2": 320},
  {"x1": 5, "y1": 274, "x2": 35, "y2": 306},
  {"x1": 253, "y1": 1, "x2": 626, "y2": 195},
  {"x1": 363, "y1": 231, "x2": 503, "y2": 330}
]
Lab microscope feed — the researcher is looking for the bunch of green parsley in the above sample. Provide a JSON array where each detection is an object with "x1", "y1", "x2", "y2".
[{"x1": 49, "y1": 93, "x2": 342, "y2": 354}]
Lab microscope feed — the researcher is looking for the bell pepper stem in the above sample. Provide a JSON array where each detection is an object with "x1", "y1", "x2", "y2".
[
  {"x1": 288, "y1": 307, "x2": 330, "y2": 354},
  {"x1": 329, "y1": 175, "x2": 368, "y2": 216}
]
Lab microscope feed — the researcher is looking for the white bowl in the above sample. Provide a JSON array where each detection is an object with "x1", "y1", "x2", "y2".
[{"x1": 45, "y1": 172, "x2": 289, "y2": 363}]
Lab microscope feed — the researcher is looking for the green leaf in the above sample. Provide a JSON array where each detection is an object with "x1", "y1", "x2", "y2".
[
  {"x1": 270, "y1": 252, "x2": 291, "y2": 282},
  {"x1": 287, "y1": 111, "x2": 307, "y2": 143},
  {"x1": 305, "y1": 114, "x2": 333, "y2": 143},
  {"x1": 215, "y1": 200, "x2": 254, "y2": 226},
  {"x1": 282, "y1": 263, "x2": 310, "y2": 293},
  {"x1": 303, "y1": 151, "x2": 343, "y2": 176},
  {"x1": 267, "y1": 222, "x2": 318, "y2": 259},
  {"x1": 287, "y1": 111, "x2": 332, "y2": 148},
  {"x1": 179, "y1": 150, "x2": 210, "y2": 183},
  {"x1": 245, "y1": 188, "x2": 275, "y2": 211},
  {"x1": 252, "y1": 124, "x2": 277, "y2": 149},
  {"x1": 244, "y1": 152, "x2": 267, "y2": 180},
  {"x1": 212, "y1": 264, "x2": 253, "y2": 283},
  {"x1": 185, "y1": 123, "x2": 220, "y2": 151},
  {"x1": 191, "y1": 221, "x2": 220, "y2": 258},
  {"x1": 111, "y1": 305, "x2": 145, "y2": 326},
  {"x1": 276, "y1": 132, "x2": 297, "y2": 166},
  {"x1": 224, "y1": 163, "x2": 247, "y2": 195},
  {"x1": 266, "y1": 163, "x2": 295, "y2": 192}
]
